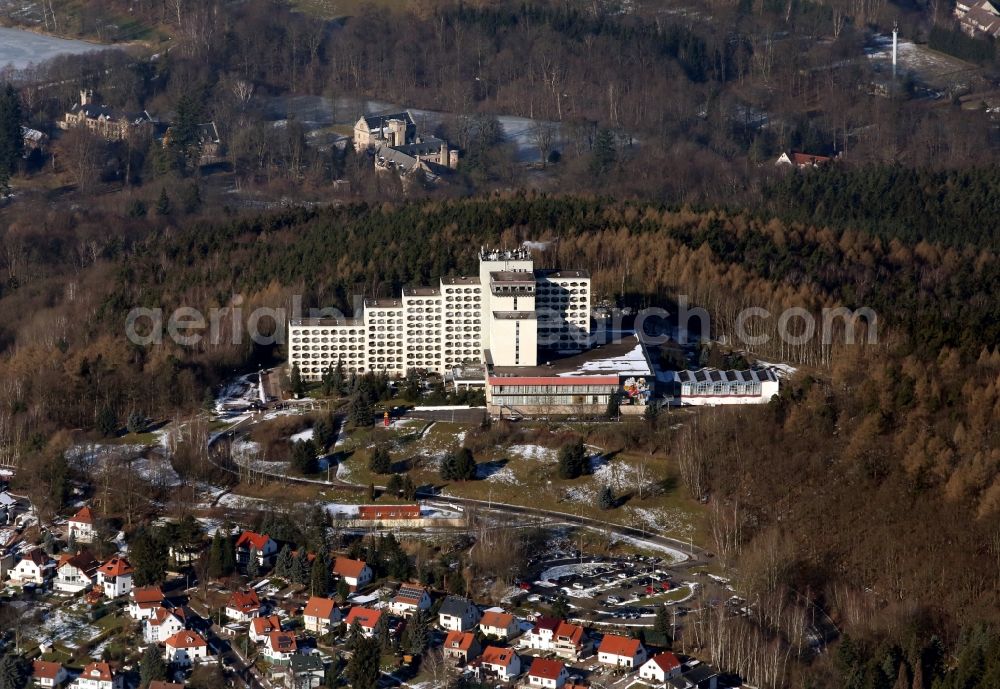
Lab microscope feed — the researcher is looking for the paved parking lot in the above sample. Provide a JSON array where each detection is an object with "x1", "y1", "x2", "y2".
[{"x1": 516, "y1": 553, "x2": 698, "y2": 626}]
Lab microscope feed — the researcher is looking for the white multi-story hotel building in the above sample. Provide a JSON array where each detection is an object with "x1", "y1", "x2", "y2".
[{"x1": 288, "y1": 248, "x2": 592, "y2": 379}]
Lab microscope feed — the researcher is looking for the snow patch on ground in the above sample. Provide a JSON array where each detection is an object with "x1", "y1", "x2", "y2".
[
  {"x1": 507, "y1": 444, "x2": 558, "y2": 463},
  {"x1": 214, "y1": 373, "x2": 260, "y2": 414},
  {"x1": 480, "y1": 465, "x2": 519, "y2": 485},
  {"x1": 32, "y1": 604, "x2": 93, "y2": 648},
  {"x1": 325, "y1": 503, "x2": 361, "y2": 519},
  {"x1": 563, "y1": 485, "x2": 597, "y2": 504},
  {"x1": 538, "y1": 562, "x2": 608, "y2": 581},
  {"x1": 626, "y1": 506, "x2": 696, "y2": 537},
  {"x1": 66, "y1": 443, "x2": 145, "y2": 470},
  {"x1": 290, "y1": 428, "x2": 314, "y2": 442},
  {"x1": 593, "y1": 460, "x2": 638, "y2": 492},
  {"x1": 231, "y1": 439, "x2": 291, "y2": 473},
  {"x1": 130, "y1": 457, "x2": 183, "y2": 487},
  {"x1": 217, "y1": 493, "x2": 266, "y2": 509},
  {"x1": 607, "y1": 533, "x2": 688, "y2": 562},
  {"x1": 0, "y1": 27, "x2": 104, "y2": 70}
]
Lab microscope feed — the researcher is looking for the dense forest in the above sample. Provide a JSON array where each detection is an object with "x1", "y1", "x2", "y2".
[{"x1": 763, "y1": 165, "x2": 1000, "y2": 250}]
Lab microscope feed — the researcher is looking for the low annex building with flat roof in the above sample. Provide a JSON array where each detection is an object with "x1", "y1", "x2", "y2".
[{"x1": 666, "y1": 368, "x2": 780, "y2": 406}]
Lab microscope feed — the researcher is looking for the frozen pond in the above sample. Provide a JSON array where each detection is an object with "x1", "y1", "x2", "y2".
[{"x1": 0, "y1": 27, "x2": 103, "y2": 70}]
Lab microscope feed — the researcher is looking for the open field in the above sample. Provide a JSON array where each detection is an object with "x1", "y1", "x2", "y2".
[{"x1": 0, "y1": 25, "x2": 103, "y2": 68}]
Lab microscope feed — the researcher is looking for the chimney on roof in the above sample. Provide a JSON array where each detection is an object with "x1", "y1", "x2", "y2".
[{"x1": 80, "y1": 89, "x2": 93, "y2": 106}]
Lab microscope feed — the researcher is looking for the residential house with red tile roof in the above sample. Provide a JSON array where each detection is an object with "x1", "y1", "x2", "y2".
[
  {"x1": 164, "y1": 630, "x2": 209, "y2": 666},
  {"x1": 388, "y1": 583, "x2": 431, "y2": 618},
  {"x1": 527, "y1": 658, "x2": 569, "y2": 689},
  {"x1": 442, "y1": 630, "x2": 481, "y2": 664},
  {"x1": 235, "y1": 531, "x2": 277, "y2": 570},
  {"x1": 70, "y1": 663, "x2": 122, "y2": 689},
  {"x1": 303, "y1": 596, "x2": 341, "y2": 634},
  {"x1": 128, "y1": 586, "x2": 165, "y2": 620},
  {"x1": 639, "y1": 652, "x2": 682, "y2": 683},
  {"x1": 9, "y1": 548, "x2": 54, "y2": 586},
  {"x1": 67, "y1": 506, "x2": 96, "y2": 544},
  {"x1": 263, "y1": 631, "x2": 298, "y2": 666},
  {"x1": 54, "y1": 551, "x2": 99, "y2": 594},
  {"x1": 144, "y1": 607, "x2": 186, "y2": 644},
  {"x1": 226, "y1": 589, "x2": 262, "y2": 622},
  {"x1": 552, "y1": 621, "x2": 591, "y2": 660},
  {"x1": 476, "y1": 646, "x2": 521, "y2": 682},
  {"x1": 524, "y1": 616, "x2": 560, "y2": 649},
  {"x1": 31, "y1": 661, "x2": 67, "y2": 688},
  {"x1": 597, "y1": 634, "x2": 647, "y2": 668},
  {"x1": 479, "y1": 610, "x2": 518, "y2": 640},
  {"x1": 249, "y1": 615, "x2": 283, "y2": 643},
  {"x1": 775, "y1": 151, "x2": 832, "y2": 169},
  {"x1": 331, "y1": 557, "x2": 372, "y2": 590},
  {"x1": 96, "y1": 556, "x2": 134, "y2": 598},
  {"x1": 344, "y1": 606, "x2": 382, "y2": 638},
  {"x1": 524, "y1": 617, "x2": 589, "y2": 659}
]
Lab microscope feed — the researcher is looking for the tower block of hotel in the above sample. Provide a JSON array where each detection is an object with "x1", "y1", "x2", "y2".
[{"x1": 288, "y1": 248, "x2": 592, "y2": 379}]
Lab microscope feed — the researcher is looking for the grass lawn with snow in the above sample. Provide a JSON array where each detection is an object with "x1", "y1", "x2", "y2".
[{"x1": 333, "y1": 422, "x2": 708, "y2": 544}]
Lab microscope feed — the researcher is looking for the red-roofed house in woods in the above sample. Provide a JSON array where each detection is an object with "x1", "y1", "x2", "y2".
[
  {"x1": 775, "y1": 151, "x2": 833, "y2": 169},
  {"x1": 331, "y1": 557, "x2": 372, "y2": 590},
  {"x1": 164, "y1": 630, "x2": 209, "y2": 666},
  {"x1": 31, "y1": 661, "x2": 68, "y2": 688},
  {"x1": 442, "y1": 630, "x2": 481, "y2": 664},
  {"x1": 344, "y1": 606, "x2": 382, "y2": 637},
  {"x1": 67, "y1": 506, "x2": 97, "y2": 544},
  {"x1": 597, "y1": 634, "x2": 647, "y2": 668},
  {"x1": 235, "y1": 531, "x2": 277, "y2": 570},
  {"x1": 527, "y1": 658, "x2": 569, "y2": 689},
  {"x1": 128, "y1": 586, "x2": 165, "y2": 620},
  {"x1": 226, "y1": 589, "x2": 262, "y2": 622},
  {"x1": 249, "y1": 615, "x2": 283, "y2": 643},
  {"x1": 96, "y1": 556, "x2": 134, "y2": 598},
  {"x1": 303, "y1": 596, "x2": 342, "y2": 634},
  {"x1": 639, "y1": 652, "x2": 682, "y2": 684},
  {"x1": 70, "y1": 662, "x2": 122, "y2": 689},
  {"x1": 476, "y1": 646, "x2": 521, "y2": 682}
]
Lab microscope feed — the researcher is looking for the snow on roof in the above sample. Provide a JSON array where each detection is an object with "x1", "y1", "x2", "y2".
[{"x1": 555, "y1": 339, "x2": 651, "y2": 377}]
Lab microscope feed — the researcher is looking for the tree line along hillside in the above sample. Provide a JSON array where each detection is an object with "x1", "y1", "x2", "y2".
[
  {"x1": 0, "y1": 196, "x2": 997, "y2": 687},
  {"x1": 9, "y1": 0, "x2": 1000, "y2": 208}
]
